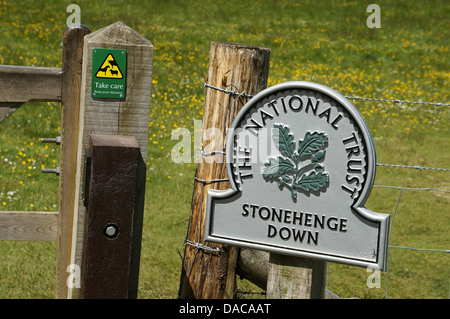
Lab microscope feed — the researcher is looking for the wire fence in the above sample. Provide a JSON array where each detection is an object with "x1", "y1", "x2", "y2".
[
  {"x1": 346, "y1": 92, "x2": 449, "y2": 298},
  {"x1": 370, "y1": 186, "x2": 449, "y2": 299},
  {"x1": 189, "y1": 83, "x2": 450, "y2": 298}
]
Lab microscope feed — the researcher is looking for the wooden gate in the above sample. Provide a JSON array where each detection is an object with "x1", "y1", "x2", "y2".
[{"x1": 0, "y1": 22, "x2": 154, "y2": 299}]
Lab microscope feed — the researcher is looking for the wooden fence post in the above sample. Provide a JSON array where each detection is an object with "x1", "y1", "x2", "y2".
[
  {"x1": 266, "y1": 255, "x2": 326, "y2": 299},
  {"x1": 80, "y1": 134, "x2": 140, "y2": 299},
  {"x1": 56, "y1": 23, "x2": 90, "y2": 299},
  {"x1": 65, "y1": 21, "x2": 153, "y2": 298},
  {"x1": 178, "y1": 42, "x2": 270, "y2": 299},
  {"x1": 237, "y1": 249, "x2": 339, "y2": 298}
]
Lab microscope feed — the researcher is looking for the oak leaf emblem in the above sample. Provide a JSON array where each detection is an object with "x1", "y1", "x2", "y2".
[{"x1": 262, "y1": 124, "x2": 329, "y2": 201}]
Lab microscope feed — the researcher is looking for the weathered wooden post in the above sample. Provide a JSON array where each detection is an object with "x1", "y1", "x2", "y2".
[
  {"x1": 237, "y1": 249, "x2": 340, "y2": 298},
  {"x1": 179, "y1": 42, "x2": 270, "y2": 299},
  {"x1": 56, "y1": 23, "x2": 90, "y2": 299},
  {"x1": 58, "y1": 21, "x2": 153, "y2": 299},
  {"x1": 266, "y1": 254, "x2": 326, "y2": 298}
]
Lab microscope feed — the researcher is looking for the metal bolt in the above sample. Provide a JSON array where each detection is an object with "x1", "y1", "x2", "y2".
[
  {"x1": 103, "y1": 224, "x2": 119, "y2": 239},
  {"x1": 40, "y1": 136, "x2": 61, "y2": 145},
  {"x1": 42, "y1": 167, "x2": 60, "y2": 175}
]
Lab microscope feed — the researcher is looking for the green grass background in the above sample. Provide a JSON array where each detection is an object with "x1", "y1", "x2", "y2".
[{"x1": 0, "y1": 0, "x2": 448, "y2": 298}]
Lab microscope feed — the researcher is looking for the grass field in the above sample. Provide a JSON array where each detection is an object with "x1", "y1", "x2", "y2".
[{"x1": 0, "y1": 0, "x2": 448, "y2": 299}]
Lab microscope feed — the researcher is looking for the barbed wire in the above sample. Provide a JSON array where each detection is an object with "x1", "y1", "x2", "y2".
[
  {"x1": 236, "y1": 289, "x2": 266, "y2": 299},
  {"x1": 194, "y1": 176, "x2": 229, "y2": 184},
  {"x1": 198, "y1": 143, "x2": 450, "y2": 173},
  {"x1": 185, "y1": 239, "x2": 221, "y2": 253},
  {"x1": 204, "y1": 83, "x2": 254, "y2": 99},
  {"x1": 346, "y1": 95, "x2": 450, "y2": 107},
  {"x1": 203, "y1": 82, "x2": 450, "y2": 107},
  {"x1": 377, "y1": 163, "x2": 450, "y2": 172},
  {"x1": 373, "y1": 185, "x2": 450, "y2": 193},
  {"x1": 389, "y1": 246, "x2": 450, "y2": 254}
]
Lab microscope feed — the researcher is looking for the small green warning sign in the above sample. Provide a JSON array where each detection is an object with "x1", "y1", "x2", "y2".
[
  {"x1": 95, "y1": 53, "x2": 124, "y2": 79},
  {"x1": 91, "y1": 48, "x2": 126, "y2": 99}
]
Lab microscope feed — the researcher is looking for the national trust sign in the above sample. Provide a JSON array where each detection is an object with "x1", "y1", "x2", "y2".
[{"x1": 204, "y1": 81, "x2": 390, "y2": 270}]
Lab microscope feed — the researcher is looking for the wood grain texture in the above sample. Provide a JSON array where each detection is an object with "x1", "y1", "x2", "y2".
[
  {"x1": 266, "y1": 254, "x2": 326, "y2": 299},
  {"x1": 56, "y1": 24, "x2": 90, "y2": 299},
  {"x1": 78, "y1": 21, "x2": 154, "y2": 159},
  {"x1": 69, "y1": 21, "x2": 153, "y2": 298},
  {"x1": 178, "y1": 42, "x2": 270, "y2": 299},
  {"x1": 0, "y1": 102, "x2": 23, "y2": 123},
  {"x1": 0, "y1": 65, "x2": 62, "y2": 103},
  {"x1": 0, "y1": 211, "x2": 58, "y2": 241},
  {"x1": 0, "y1": 65, "x2": 62, "y2": 122},
  {"x1": 236, "y1": 248, "x2": 270, "y2": 290},
  {"x1": 237, "y1": 249, "x2": 339, "y2": 299}
]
